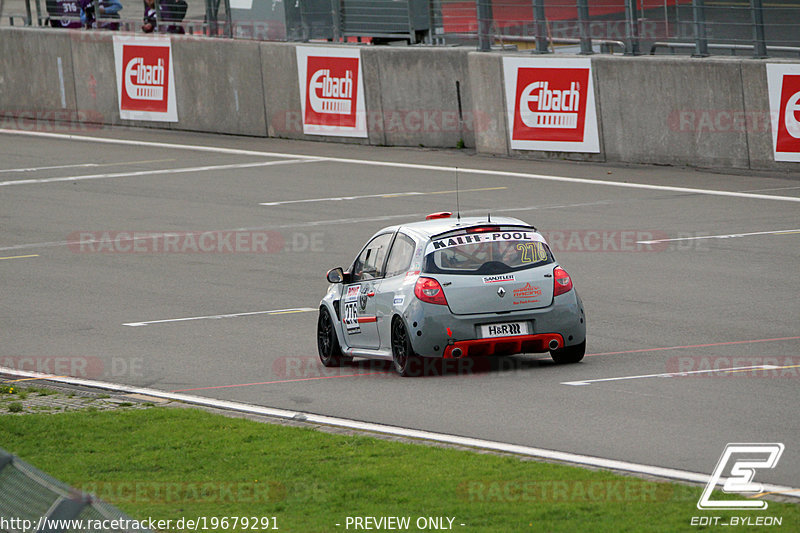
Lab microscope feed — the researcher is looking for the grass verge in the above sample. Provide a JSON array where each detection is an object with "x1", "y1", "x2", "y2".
[{"x1": 0, "y1": 407, "x2": 797, "y2": 532}]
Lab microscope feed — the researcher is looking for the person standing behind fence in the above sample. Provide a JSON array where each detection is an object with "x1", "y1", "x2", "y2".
[
  {"x1": 142, "y1": 0, "x2": 187, "y2": 34},
  {"x1": 46, "y1": 0, "x2": 83, "y2": 28},
  {"x1": 80, "y1": 0, "x2": 122, "y2": 30}
]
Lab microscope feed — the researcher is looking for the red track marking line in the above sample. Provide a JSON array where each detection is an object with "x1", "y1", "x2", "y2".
[
  {"x1": 170, "y1": 372, "x2": 390, "y2": 392},
  {"x1": 586, "y1": 336, "x2": 800, "y2": 357}
]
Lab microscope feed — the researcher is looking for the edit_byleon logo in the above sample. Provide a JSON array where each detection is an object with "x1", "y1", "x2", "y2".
[{"x1": 697, "y1": 443, "x2": 785, "y2": 510}]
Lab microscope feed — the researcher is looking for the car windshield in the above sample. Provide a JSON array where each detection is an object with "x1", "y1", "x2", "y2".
[{"x1": 423, "y1": 233, "x2": 553, "y2": 275}]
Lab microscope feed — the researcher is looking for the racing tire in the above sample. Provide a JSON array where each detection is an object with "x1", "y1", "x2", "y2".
[
  {"x1": 391, "y1": 317, "x2": 422, "y2": 377},
  {"x1": 317, "y1": 307, "x2": 351, "y2": 367},
  {"x1": 550, "y1": 340, "x2": 586, "y2": 364}
]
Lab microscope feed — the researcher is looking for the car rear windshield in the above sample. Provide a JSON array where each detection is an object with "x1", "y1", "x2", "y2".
[{"x1": 423, "y1": 232, "x2": 553, "y2": 275}]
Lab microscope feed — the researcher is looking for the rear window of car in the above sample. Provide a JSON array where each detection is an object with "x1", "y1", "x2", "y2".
[{"x1": 423, "y1": 231, "x2": 553, "y2": 275}]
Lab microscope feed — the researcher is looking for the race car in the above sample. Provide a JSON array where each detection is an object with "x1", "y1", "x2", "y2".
[{"x1": 317, "y1": 213, "x2": 587, "y2": 376}]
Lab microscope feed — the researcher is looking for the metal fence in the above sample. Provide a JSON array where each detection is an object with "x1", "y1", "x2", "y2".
[
  {"x1": 2, "y1": 0, "x2": 799, "y2": 57},
  {"x1": 0, "y1": 448, "x2": 152, "y2": 533}
]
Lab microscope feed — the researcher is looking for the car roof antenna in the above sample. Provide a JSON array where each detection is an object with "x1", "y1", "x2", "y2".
[
  {"x1": 455, "y1": 167, "x2": 461, "y2": 223},
  {"x1": 488, "y1": 212, "x2": 491, "y2": 222}
]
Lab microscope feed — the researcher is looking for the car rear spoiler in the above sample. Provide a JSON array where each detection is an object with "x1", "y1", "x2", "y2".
[{"x1": 430, "y1": 223, "x2": 538, "y2": 241}]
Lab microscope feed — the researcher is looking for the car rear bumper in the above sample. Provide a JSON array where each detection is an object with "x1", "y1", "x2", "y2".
[
  {"x1": 404, "y1": 289, "x2": 586, "y2": 358},
  {"x1": 442, "y1": 333, "x2": 565, "y2": 358}
]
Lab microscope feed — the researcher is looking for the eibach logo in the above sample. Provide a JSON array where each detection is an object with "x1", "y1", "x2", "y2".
[
  {"x1": 775, "y1": 74, "x2": 800, "y2": 153},
  {"x1": 120, "y1": 45, "x2": 170, "y2": 113},
  {"x1": 304, "y1": 56, "x2": 359, "y2": 128},
  {"x1": 512, "y1": 68, "x2": 589, "y2": 143}
]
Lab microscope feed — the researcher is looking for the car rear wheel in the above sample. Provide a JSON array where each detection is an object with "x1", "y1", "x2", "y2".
[
  {"x1": 550, "y1": 340, "x2": 585, "y2": 364},
  {"x1": 317, "y1": 307, "x2": 351, "y2": 367},
  {"x1": 391, "y1": 317, "x2": 421, "y2": 377}
]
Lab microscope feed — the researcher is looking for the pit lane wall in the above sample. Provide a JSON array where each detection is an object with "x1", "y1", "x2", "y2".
[{"x1": 0, "y1": 27, "x2": 797, "y2": 171}]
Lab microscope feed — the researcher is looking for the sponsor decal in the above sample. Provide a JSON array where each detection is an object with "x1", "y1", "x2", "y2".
[
  {"x1": 766, "y1": 64, "x2": 800, "y2": 161},
  {"x1": 393, "y1": 296, "x2": 405, "y2": 306},
  {"x1": 296, "y1": 47, "x2": 367, "y2": 138},
  {"x1": 483, "y1": 274, "x2": 515, "y2": 284},
  {"x1": 113, "y1": 36, "x2": 177, "y2": 122},
  {"x1": 503, "y1": 57, "x2": 599, "y2": 153},
  {"x1": 345, "y1": 284, "x2": 361, "y2": 303},
  {"x1": 513, "y1": 283, "x2": 542, "y2": 298},
  {"x1": 428, "y1": 232, "x2": 542, "y2": 253}
]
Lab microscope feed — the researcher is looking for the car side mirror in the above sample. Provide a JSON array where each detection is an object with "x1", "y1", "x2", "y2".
[{"x1": 326, "y1": 267, "x2": 345, "y2": 284}]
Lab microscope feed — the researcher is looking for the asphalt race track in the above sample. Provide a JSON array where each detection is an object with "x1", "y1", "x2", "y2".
[{"x1": 1, "y1": 127, "x2": 798, "y2": 489}]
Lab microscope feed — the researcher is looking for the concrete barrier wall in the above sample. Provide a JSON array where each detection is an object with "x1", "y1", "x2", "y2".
[
  {"x1": 0, "y1": 28, "x2": 77, "y2": 117},
  {"x1": 172, "y1": 37, "x2": 267, "y2": 137},
  {"x1": 594, "y1": 56, "x2": 750, "y2": 169},
  {"x1": 1, "y1": 27, "x2": 797, "y2": 172},
  {"x1": 363, "y1": 47, "x2": 473, "y2": 148}
]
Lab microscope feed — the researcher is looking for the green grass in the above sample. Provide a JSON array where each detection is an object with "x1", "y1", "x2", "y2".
[{"x1": 0, "y1": 408, "x2": 796, "y2": 532}]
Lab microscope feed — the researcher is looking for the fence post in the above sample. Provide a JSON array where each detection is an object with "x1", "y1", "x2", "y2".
[
  {"x1": 750, "y1": 0, "x2": 767, "y2": 58},
  {"x1": 624, "y1": 0, "x2": 640, "y2": 55},
  {"x1": 532, "y1": 0, "x2": 548, "y2": 53},
  {"x1": 577, "y1": 0, "x2": 592, "y2": 54},
  {"x1": 37, "y1": 496, "x2": 90, "y2": 533},
  {"x1": 0, "y1": 450, "x2": 12, "y2": 471},
  {"x1": 331, "y1": 0, "x2": 341, "y2": 42},
  {"x1": 692, "y1": 0, "x2": 709, "y2": 56},
  {"x1": 476, "y1": 0, "x2": 493, "y2": 52}
]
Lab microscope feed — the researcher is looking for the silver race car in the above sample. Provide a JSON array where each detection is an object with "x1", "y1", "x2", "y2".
[{"x1": 317, "y1": 213, "x2": 587, "y2": 376}]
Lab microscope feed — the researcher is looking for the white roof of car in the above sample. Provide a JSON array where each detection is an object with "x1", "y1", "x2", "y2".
[{"x1": 398, "y1": 215, "x2": 535, "y2": 238}]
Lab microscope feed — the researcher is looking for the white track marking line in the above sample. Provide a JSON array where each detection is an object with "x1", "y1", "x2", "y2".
[
  {"x1": 0, "y1": 366, "x2": 797, "y2": 500},
  {"x1": 2, "y1": 129, "x2": 799, "y2": 202},
  {"x1": 0, "y1": 159, "x2": 315, "y2": 187},
  {"x1": 260, "y1": 186, "x2": 507, "y2": 206},
  {"x1": 0, "y1": 200, "x2": 609, "y2": 253},
  {"x1": 0, "y1": 159, "x2": 175, "y2": 174},
  {"x1": 637, "y1": 229, "x2": 800, "y2": 244},
  {"x1": 123, "y1": 307, "x2": 316, "y2": 327},
  {"x1": 561, "y1": 364, "x2": 780, "y2": 386}
]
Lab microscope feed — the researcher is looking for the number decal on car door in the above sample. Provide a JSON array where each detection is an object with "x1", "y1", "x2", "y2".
[{"x1": 343, "y1": 284, "x2": 361, "y2": 334}]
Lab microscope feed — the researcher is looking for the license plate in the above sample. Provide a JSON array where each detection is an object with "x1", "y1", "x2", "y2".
[{"x1": 480, "y1": 321, "x2": 529, "y2": 338}]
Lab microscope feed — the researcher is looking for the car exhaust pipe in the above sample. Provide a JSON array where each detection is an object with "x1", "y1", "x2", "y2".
[
  {"x1": 451, "y1": 347, "x2": 463, "y2": 358},
  {"x1": 549, "y1": 339, "x2": 560, "y2": 350}
]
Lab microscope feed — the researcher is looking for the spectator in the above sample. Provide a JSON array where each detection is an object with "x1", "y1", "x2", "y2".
[
  {"x1": 46, "y1": 0, "x2": 83, "y2": 28},
  {"x1": 142, "y1": 0, "x2": 187, "y2": 34},
  {"x1": 80, "y1": 0, "x2": 122, "y2": 31}
]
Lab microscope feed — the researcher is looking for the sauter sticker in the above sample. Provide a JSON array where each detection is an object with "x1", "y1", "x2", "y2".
[
  {"x1": 113, "y1": 36, "x2": 177, "y2": 122},
  {"x1": 766, "y1": 64, "x2": 800, "y2": 162},
  {"x1": 296, "y1": 47, "x2": 367, "y2": 138},
  {"x1": 503, "y1": 57, "x2": 599, "y2": 153}
]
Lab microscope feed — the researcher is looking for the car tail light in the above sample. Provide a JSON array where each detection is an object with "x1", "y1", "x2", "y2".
[
  {"x1": 553, "y1": 267, "x2": 573, "y2": 296},
  {"x1": 414, "y1": 277, "x2": 448, "y2": 306},
  {"x1": 466, "y1": 226, "x2": 501, "y2": 233}
]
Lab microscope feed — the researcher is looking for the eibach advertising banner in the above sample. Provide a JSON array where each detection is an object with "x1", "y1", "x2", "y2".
[
  {"x1": 296, "y1": 46, "x2": 367, "y2": 138},
  {"x1": 766, "y1": 64, "x2": 800, "y2": 162},
  {"x1": 503, "y1": 57, "x2": 599, "y2": 153},
  {"x1": 113, "y1": 36, "x2": 178, "y2": 122}
]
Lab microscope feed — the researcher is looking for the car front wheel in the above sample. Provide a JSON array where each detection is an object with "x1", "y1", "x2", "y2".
[
  {"x1": 550, "y1": 340, "x2": 586, "y2": 364},
  {"x1": 391, "y1": 317, "x2": 422, "y2": 377},
  {"x1": 317, "y1": 307, "x2": 351, "y2": 367}
]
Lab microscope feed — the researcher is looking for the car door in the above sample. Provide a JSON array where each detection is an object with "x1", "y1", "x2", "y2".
[
  {"x1": 342, "y1": 232, "x2": 393, "y2": 349},
  {"x1": 373, "y1": 232, "x2": 417, "y2": 329}
]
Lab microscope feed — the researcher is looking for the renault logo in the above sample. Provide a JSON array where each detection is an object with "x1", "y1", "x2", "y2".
[{"x1": 497, "y1": 287, "x2": 506, "y2": 298}]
